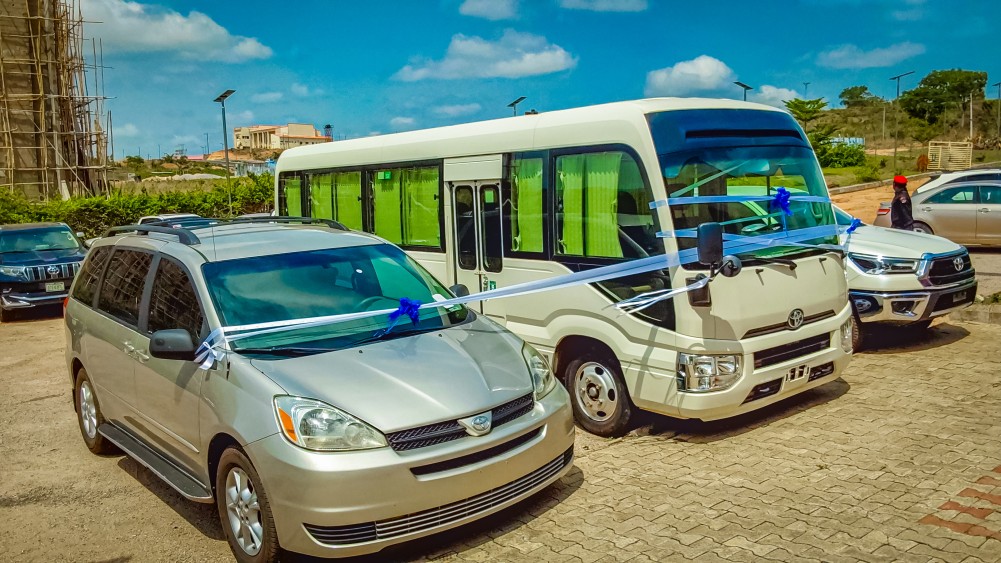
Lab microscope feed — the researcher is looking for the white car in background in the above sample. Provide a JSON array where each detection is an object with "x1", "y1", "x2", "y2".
[{"x1": 836, "y1": 207, "x2": 977, "y2": 350}]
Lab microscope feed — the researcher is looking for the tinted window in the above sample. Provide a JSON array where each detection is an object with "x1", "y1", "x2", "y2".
[
  {"x1": 0, "y1": 226, "x2": 80, "y2": 253},
  {"x1": 71, "y1": 246, "x2": 112, "y2": 306},
  {"x1": 979, "y1": 185, "x2": 1001, "y2": 204},
  {"x1": 147, "y1": 258, "x2": 204, "y2": 341},
  {"x1": 946, "y1": 173, "x2": 1001, "y2": 184},
  {"x1": 97, "y1": 250, "x2": 152, "y2": 326},
  {"x1": 926, "y1": 186, "x2": 977, "y2": 204}
]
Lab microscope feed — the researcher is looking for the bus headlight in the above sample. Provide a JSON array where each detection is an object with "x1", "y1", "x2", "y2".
[
  {"x1": 840, "y1": 318, "x2": 854, "y2": 354},
  {"x1": 677, "y1": 353, "x2": 742, "y2": 393}
]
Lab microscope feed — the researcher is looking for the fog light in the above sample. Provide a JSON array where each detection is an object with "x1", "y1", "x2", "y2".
[
  {"x1": 677, "y1": 353, "x2": 742, "y2": 392},
  {"x1": 891, "y1": 301, "x2": 916, "y2": 316}
]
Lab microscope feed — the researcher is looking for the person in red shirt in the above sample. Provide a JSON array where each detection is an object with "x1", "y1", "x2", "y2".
[{"x1": 890, "y1": 175, "x2": 914, "y2": 230}]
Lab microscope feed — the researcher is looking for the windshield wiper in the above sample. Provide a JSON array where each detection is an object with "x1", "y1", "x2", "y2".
[
  {"x1": 353, "y1": 324, "x2": 439, "y2": 347},
  {"x1": 234, "y1": 346, "x2": 331, "y2": 357}
]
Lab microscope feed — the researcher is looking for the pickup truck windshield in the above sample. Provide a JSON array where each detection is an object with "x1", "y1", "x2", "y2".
[
  {"x1": 202, "y1": 244, "x2": 468, "y2": 351},
  {"x1": 0, "y1": 227, "x2": 81, "y2": 253}
]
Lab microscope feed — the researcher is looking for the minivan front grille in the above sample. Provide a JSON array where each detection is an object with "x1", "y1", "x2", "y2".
[
  {"x1": 743, "y1": 310, "x2": 836, "y2": 339},
  {"x1": 926, "y1": 252, "x2": 974, "y2": 287},
  {"x1": 23, "y1": 262, "x2": 81, "y2": 282},
  {"x1": 304, "y1": 447, "x2": 573, "y2": 546},
  {"x1": 385, "y1": 394, "x2": 534, "y2": 452},
  {"x1": 754, "y1": 333, "x2": 830, "y2": 369}
]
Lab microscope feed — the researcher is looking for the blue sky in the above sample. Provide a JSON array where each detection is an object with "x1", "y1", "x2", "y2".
[{"x1": 81, "y1": 0, "x2": 1000, "y2": 159}]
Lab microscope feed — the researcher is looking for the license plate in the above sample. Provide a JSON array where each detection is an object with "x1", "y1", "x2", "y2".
[
  {"x1": 952, "y1": 291, "x2": 968, "y2": 303},
  {"x1": 44, "y1": 281, "x2": 65, "y2": 292}
]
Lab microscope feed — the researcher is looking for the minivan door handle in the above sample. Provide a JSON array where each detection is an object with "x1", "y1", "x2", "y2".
[
  {"x1": 920, "y1": 207, "x2": 932, "y2": 212},
  {"x1": 123, "y1": 342, "x2": 136, "y2": 356},
  {"x1": 134, "y1": 349, "x2": 150, "y2": 363},
  {"x1": 979, "y1": 208, "x2": 990, "y2": 213}
]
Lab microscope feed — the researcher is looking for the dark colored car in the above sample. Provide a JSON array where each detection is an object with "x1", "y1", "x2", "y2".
[{"x1": 0, "y1": 222, "x2": 87, "y2": 321}]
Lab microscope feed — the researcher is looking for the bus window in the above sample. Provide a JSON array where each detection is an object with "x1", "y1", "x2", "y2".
[
  {"x1": 508, "y1": 156, "x2": 544, "y2": 254},
  {"x1": 480, "y1": 185, "x2": 502, "y2": 272},
  {"x1": 454, "y1": 185, "x2": 476, "y2": 270},
  {"x1": 556, "y1": 150, "x2": 658, "y2": 259},
  {"x1": 373, "y1": 166, "x2": 441, "y2": 248},
  {"x1": 280, "y1": 174, "x2": 303, "y2": 216},
  {"x1": 373, "y1": 169, "x2": 403, "y2": 243},
  {"x1": 309, "y1": 173, "x2": 334, "y2": 220},
  {"x1": 334, "y1": 171, "x2": 363, "y2": 230}
]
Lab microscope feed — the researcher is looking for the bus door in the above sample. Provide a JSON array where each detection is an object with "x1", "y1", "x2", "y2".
[{"x1": 451, "y1": 181, "x2": 504, "y2": 315}]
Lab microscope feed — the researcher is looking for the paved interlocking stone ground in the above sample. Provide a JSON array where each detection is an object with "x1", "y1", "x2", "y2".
[{"x1": 2, "y1": 312, "x2": 1000, "y2": 562}]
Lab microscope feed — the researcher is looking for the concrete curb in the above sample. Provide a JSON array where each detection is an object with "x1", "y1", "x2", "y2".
[
  {"x1": 828, "y1": 160, "x2": 1001, "y2": 196},
  {"x1": 949, "y1": 303, "x2": 1001, "y2": 326}
]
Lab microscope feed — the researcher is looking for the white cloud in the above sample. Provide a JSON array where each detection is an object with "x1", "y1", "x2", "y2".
[
  {"x1": 751, "y1": 85, "x2": 799, "y2": 108},
  {"x1": 251, "y1": 92, "x2": 283, "y2": 103},
  {"x1": 82, "y1": 0, "x2": 272, "y2": 63},
  {"x1": 816, "y1": 42, "x2": 925, "y2": 69},
  {"x1": 433, "y1": 103, "x2": 482, "y2": 117},
  {"x1": 390, "y1": 117, "x2": 416, "y2": 129},
  {"x1": 558, "y1": 0, "x2": 648, "y2": 11},
  {"x1": 644, "y1": 55, "x2": 735, "y2": 97},
  {"x1": 459, "y1": 0, "x2": 517, "y2": 20},
  {"x1": 289, "y1": 83, "x2": 323, "y2": 97},
  {"x1": 117, "y1": 123, "x2": 139, "y2": 137},
  {"x1": 233, "y1": 110, "x2": 254, "y2": 122},
  {"x1": 394, "y1": 30, "x2": 576, "y2": 81}
]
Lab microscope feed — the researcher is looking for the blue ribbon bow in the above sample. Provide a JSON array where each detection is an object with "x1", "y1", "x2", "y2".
[
  {"x1": 771, "y1": 187, "x2": 793, "y2": 216},
  {"x1": 389, "y1": 297, "x2": 422, "y2": 325},
  {"x1": 846, "y1": 218, "x2": 862, "y2": 234}
]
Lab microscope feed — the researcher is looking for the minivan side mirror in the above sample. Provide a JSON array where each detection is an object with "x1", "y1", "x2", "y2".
[
  {"x1": 149, "y1": 329, "x2": 197, "y2": 361},
  {"x1": 696, "y1": 222, "x2": 724, "y2": 267},
  {"x1": 449, "y1": 283, "x2": 470, "y2": 298}
]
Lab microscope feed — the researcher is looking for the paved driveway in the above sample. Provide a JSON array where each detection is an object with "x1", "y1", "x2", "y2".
[{"x1": 1, "y1": 313, "x2": 999, "y2": 562}]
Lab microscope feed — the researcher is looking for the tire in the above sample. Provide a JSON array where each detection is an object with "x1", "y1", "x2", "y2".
[
  {"x1": 0, "y1": 307, "x2": 15, "y2": 323},
  {"x1": 908, "y1": 319, "x2": 933, "y2": 332},
  {"x1": 912, "y1": 221, "x2": 933, "y2": 235},
  {"x1": 216, "y1": 448, "x2": 280, "y2": 563},
  {"x1": 74, "y1": 368, "x2": 117, "y2": 455},
  {"x1": 851, "y1": 310, "x2": 865, "y2": 352},
  {"x1": 564, "y1": 351, "x2": 634, "y2": 437}
]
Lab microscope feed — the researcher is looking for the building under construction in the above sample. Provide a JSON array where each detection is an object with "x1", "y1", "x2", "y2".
[{"x1": 0, "y1": 0, "x2": 108, "y2": 200}]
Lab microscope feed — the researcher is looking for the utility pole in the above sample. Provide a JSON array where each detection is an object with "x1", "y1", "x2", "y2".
[
  {"x1": 993, "y1": 81, "x2": 1001, "y2": 139},
  {"x1": 970, "y1": 91, "x2": 974, "y2": 140},
  {"x1": 889, "y1": 71, "x2": 914, "y2": 173},
  {"x1": 204, "y1": 132, "x2": 210, "y2": 155}
]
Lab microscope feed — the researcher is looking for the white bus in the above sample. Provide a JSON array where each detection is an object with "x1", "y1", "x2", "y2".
[{"x1": 274, "y1": 98, "x2": 853, "y2": 436}]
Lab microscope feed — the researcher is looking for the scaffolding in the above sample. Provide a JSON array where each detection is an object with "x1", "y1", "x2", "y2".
[{"x1": 0, "y1": 0, "x2": 109, "y2": 200}]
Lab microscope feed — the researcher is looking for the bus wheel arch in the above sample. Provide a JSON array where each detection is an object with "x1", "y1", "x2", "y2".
[{"x1": 554, "y1": 336, "x2": 634, "y2": 437}]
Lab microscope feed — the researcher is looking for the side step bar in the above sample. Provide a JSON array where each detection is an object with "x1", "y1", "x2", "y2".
[{"x1": 99, "y1": 423, "x2": 213, "y2": 503}]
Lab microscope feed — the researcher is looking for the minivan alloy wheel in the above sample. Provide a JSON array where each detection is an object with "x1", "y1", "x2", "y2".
[
  {"x1": 79, "y1": 380, "x2": 98, "y2": 440},
  {"x1": 573, "y1": 361, "x2": 618, "y2": 422},
  {"x1": 225, "y1": 467, "x2": 264, "y2": 556}
]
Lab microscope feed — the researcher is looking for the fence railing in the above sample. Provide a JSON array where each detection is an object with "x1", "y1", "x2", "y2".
[{"x1": 927, "y1": 141, "x2": 973, "y2": 170}]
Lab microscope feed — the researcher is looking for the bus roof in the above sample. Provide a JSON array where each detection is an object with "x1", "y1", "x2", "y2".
[{"x1": 276, "y1": 97, "x2": 787, "y2": 173}]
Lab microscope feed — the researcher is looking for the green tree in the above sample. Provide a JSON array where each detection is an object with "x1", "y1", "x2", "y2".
[
  {"x1": 784, "y1": 98, "x2": 828, "y2": 126},
  {"x1": 124, "y1": 155, "x2": 144, "y2": 175},
  {"x1": 839, "y1": 86, "x2": 877, "y2": 108},
  {"x1": 899, "y1": 69, "x2": 988, "y2": 124}
]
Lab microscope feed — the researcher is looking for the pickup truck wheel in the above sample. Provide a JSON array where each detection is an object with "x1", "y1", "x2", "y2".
[
  {"x1": 912, "y1": 221, "x2": 933, "y2": 235},
  {"x1": 565, "y1": 353, "x2": 633, "y2": 437},
  {"x1": 909, "y1": 320, "x2": 933, "y2": 332},
  {"x1": 74, "y1": 368, "x2": 117, "y2": 455},
  {"x1": 0, "y1": 307, "x2": 15, "y2": 323},
  {"x1": 217, "y1": 448, "x2": 280, "y2": 563},
  {"x1": 851, "y1": 311, "x2": 865, "y2": 352}
]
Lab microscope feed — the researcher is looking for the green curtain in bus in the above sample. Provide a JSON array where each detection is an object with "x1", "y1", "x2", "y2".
[
  {"x1": 584, "y1": 152, "x2": 623, "y2": 258},
  {"x1": 373, "y1": 170, "x2": 402, "y2": 243},
  {"x1": 402, "y1": 167, "x2": 440, "y2": 247},
  {"x1": 285, "y1": 178, "x2": 302, "y2": 216},
  {"x1": 512, "y1": 158, "x2": 543, "y2": 253},
  {"x1": 558, "y1": 155, "x2": 585, "y2": 255},
  {"x1": 310, "y1": 174, "x2": 334, "y2": 220},
  {"x1": 333, "y1": 171, "x2": 363, "y2": 230}
]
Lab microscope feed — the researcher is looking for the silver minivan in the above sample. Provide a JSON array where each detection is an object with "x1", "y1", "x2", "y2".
[{"x1": 65, "y1": 219, "x2": 574, "y2": 561}]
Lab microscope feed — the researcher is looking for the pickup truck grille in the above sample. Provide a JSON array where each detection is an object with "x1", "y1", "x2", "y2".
[
  {"x1": 926, "y1": 252, "x2": 974, "y2": 287},
  {"x1": 22, "y1": 262, "x2": 81, "y2": 282}
]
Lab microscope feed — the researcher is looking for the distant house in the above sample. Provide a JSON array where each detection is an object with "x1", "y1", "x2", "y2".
[
  {"x1": 235, "y1": 159, "x2": 276, "y2": 176},
  {"x1": 233, "y1": 123, "x2": 331, "y2": 150}
]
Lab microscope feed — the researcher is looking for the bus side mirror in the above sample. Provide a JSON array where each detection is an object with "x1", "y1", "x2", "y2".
[
  {"x1": 696, "y1": 222, "x2": 724, "y2": 267},
  {"x1": 449, "y1": 284, "x2": 470, "y2": 298}
]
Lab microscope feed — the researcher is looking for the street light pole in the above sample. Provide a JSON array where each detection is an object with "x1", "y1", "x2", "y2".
[
  {"x1": 507, "y1": 96, "x2": 526, "y2": 116},
  {"x1": 734, "y1": 81, "x2": 753, "y2": 101},
  {"x1": 889, "y1": 71, "x2": 914, "y2": 173},
  {"x1": 803, "y1": 82, "x2": 810, "y2": 97},
  {"x1": 214, "y1": 89, "x2": 236, "y2": 215},
  {"x1": 993, "y1": 81, "x2": 1001, "y2": 139}
]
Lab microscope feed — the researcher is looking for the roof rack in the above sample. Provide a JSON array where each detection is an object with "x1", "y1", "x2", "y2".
[
  {"x1": 103, "y1": 224, "x2": 201, "y2": 245},
  {"x1": 224, "y1": 216, "x2": 349, "y2": 231}
]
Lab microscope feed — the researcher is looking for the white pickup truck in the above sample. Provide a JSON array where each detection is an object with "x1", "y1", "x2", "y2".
[{"x1": 835, "y1": 207, "x2": 977, "y2": 349}]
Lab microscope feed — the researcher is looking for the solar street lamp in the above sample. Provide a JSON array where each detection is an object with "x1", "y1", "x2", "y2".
[
  {"x1": 214, "y1": 89, "x2": 236, "y2": 214},
  {"x1": 734, "y1": 82, "x2": 753, "y2": 102},
  {"x1": 508, "y1": 96, "x2": 526, "y2": 116},
  {"x1": 889, "y1": 71, "x2": 914, "y2": 173}
]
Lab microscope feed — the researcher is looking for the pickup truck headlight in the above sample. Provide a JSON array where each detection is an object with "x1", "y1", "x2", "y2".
[
  {"x1": 273, "y1": 396, "x2": 387, "y2": 451},
  {"x1": 522, "y1": 343, "x2": 555, "y2": 400},
  {"x1": 677, "y1": 353, "x2": 742, "y2": 392},
  {"x1": 848, "y1": 253, "x2": 918, "y2": 275},
  {"x1": 0, "y1": 265, "x2": 28, "y2": 279}
]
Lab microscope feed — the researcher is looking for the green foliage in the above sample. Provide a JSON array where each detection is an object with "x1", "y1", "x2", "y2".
[
  {"x1": 821, "y1": 143, "x2": 867, "y2": 168},
  {"x1": 854, "y1": 160, "x2": 881, "y2": 183},
  {"x1": 0, "y1": 174, "x2": 275, "y2": 237},
  {"x1": 907, "y1": 118, "x2": 942, "y2": 144},
  {"x1": 784, "y1": 98, "x2": 828, "y2": 126},
  {"x1": 839, "y1": 86, "x2": 878, "y2": 108},
  {"x1": 899, "y1": 69, "x2": 988, "y2": 124}
]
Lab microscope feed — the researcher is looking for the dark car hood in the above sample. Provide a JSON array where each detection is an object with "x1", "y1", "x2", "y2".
[
  {"x1": 248, "y1": 316, "x2": 533, "y2": 433},
  {"x1": 0, "y1": 248, "x2": 85, "y2": 266}
]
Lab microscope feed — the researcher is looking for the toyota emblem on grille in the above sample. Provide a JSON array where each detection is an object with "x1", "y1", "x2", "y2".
[
  {"x1": 47, "y1": 265, "x2": 61, "y2": 276},
  {"x1": 953, "y1": 256, "x2": 964, "y2": 272},
  {"x1": 787, "y1": 308, "x2": 805, "y2": 330},
  {"x1": 458, "y1": 412, "x2": 492, "y2": 437}
]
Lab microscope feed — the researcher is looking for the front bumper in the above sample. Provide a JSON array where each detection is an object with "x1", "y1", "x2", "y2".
[
  {"x1": 1, "y1": 289, "x2": 69, "y2": 309},
  {"x1": 850, "y1": 278, "x2": 977, "y2": 324},
  {"x1": 244, "y1": 386, "x2": 575, "y2": 558}
]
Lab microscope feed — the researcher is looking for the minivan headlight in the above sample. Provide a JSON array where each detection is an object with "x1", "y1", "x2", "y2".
[
  {"x1": 273, "y1": 396, "x2": 387, "y2": 451},
  {"x1": 522, "y1": 343, "x2": 555, "y2": 400},
  {"x1": 677, "y1": 353, "x2": 742, "y2": 392},
  {"x1": 848, "y1": 253, "x2": 918, "y2": 275},
  {"x1": 0, "y1": 265, "x2": 28, "y2": 279}
]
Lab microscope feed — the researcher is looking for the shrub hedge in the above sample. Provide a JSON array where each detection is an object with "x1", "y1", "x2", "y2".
[{"x1": 0, "y1": 174, "x2": 274, "y2": 238}]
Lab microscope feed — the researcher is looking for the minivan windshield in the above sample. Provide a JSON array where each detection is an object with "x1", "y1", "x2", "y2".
[
  {"x1": 0, "y1": 227, "x2": 81, "y2": 254},
  {"x1": 202, "y1": 244, "x2": 469, "y2": 351}
]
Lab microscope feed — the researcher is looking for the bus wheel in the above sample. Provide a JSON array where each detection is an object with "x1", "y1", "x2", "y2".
[{"x1": 565, "y1": 354, "x2": 633, "y2": 437}]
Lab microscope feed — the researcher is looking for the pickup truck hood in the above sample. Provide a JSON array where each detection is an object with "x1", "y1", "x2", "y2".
[
  {"x1": 841, "y1": 224, "x2": 961, "y2": 258},
  {"x1": 0, "y1": 248, "x2": 85, "y2": 266},
  {"x1": 249, "y1": 316, "x2": 533, "y2": 433}
]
